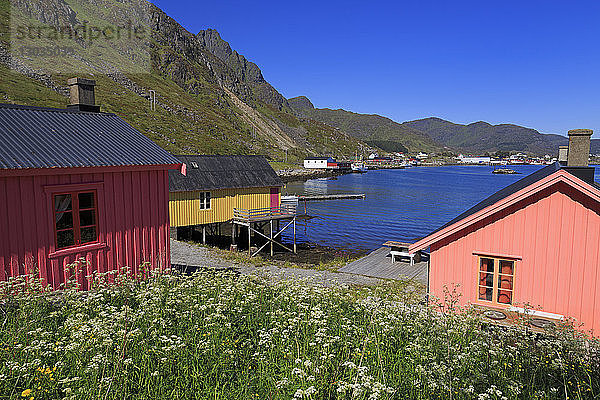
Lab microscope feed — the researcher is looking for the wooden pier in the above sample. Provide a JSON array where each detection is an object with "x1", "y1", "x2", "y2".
[
  {"x1": 298, "y1": 193, "x2": 365, "y2": 201},
  {"x1": 232, "y1": 205, "x2": 297, "y2": 257}
]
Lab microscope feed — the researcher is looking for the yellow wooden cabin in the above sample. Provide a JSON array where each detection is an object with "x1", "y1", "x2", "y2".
[{"x1": 169, "y1": 155, "x2": 283, "y2": 241}]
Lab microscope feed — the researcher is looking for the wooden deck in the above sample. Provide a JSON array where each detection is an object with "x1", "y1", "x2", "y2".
[
  {"x1": 232, "y1": 206, "x2": 298, "y2": 256},
  {"x1": 233, "y1": 206, "x2": 296, "y2": 224},
  {"x1": 338, "y1": 247, "x2": 429, "y2": 284}
]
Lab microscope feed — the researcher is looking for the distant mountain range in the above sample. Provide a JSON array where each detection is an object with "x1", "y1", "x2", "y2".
[
  {"x1": 288, "y1": 96, "x2": 441, "y2": 153},
  {"x1": 290, "y1": 96, "x2": 599, "y2": 156}
]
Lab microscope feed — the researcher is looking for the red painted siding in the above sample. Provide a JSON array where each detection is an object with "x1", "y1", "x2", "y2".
[
  {"x1": 0, "y1": 168, "x2": 171, "y2": 289},
  {"x1": 428, "y1": 182, "x2": 600, "y2": 334}
]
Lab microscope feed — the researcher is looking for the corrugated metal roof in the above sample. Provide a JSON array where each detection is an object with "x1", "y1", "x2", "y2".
[
  {"x1": 169, "y1": 155, "x2": 283, "y2": 191},
  {"x1": 0, "y1": 103, "x2": 181, "y2": 169}
]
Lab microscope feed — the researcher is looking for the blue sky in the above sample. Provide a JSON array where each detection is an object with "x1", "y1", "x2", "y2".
[{"x1": 152, "y1": 0, "x2": 600, "y2": 137}]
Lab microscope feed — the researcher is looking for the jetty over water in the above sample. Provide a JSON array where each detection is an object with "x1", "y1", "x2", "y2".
[{"x1": 298, "y1": 193, "x2": 366, "y2": 201}]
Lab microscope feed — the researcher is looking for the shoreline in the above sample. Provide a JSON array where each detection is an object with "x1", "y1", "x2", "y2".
[{"x1": 277, "y1": 168, "x2": 353, "y2": 183}]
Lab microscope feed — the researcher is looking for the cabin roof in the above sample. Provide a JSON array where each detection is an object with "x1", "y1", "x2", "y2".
[
  {"x1": 410, "y1": 162, "x2": 600, "y2": 252},
  {"x1": 0, "y1": 103, "x2": 181, "y2": 170},
  {"x1": 305, "y1": 157, "x2": 332, "y2": 160},
  {"x1": 169, "y1": 155, "x2": 283, "y2": 191}
]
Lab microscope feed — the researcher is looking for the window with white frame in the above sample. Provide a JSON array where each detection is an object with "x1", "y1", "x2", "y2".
[{"x1": 199, "y1": 191, "x2": 211, "y2": 210}]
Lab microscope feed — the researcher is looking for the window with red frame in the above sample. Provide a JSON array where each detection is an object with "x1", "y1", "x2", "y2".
[{"x1": 53, "y1": 191, "x2": 98, "y2": 249}]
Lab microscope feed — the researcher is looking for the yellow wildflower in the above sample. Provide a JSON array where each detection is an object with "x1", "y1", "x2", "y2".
[{"x1": 21, "y1": 389, "x2": 32, "y2": 397}]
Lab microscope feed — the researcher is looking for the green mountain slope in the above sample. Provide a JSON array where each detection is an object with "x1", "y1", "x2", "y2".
[
  {"x1": 288, "y1": 96, "x2": 443, "y2": 153},
  {"x1": 0, "y1": 0, "x2": 367, "y2": 161}
]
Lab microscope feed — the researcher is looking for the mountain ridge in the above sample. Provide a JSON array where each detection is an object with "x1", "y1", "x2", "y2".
[
  {"x1": 289, "y1": 95, "x2": 599, "y2": 156},
  {"x1": 0, "y1": 0, "x2": 367, "y2": 160}
]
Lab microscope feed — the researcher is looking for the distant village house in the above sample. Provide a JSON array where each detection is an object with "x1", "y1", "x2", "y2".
[{"x1": 303, "y1": 157, "x2": 335, "y2": 169}]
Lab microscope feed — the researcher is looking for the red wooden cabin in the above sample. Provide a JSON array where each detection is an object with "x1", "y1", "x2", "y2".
[
  {"x1": 0, "y1": 78, "x2": 182, "y2": 289},
  {"x1": 410, "y1": 130, "x2": 600, "y2": 334}
]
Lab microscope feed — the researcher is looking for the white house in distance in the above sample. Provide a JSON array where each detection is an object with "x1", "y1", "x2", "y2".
[
  {"x1": 456, "y1": 155, "x2": 492, "y2": 164},
  {"x1": 304, "y1": 157, "x2": 334, "y2": 169}
]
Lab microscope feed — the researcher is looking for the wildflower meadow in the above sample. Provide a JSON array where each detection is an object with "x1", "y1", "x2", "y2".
[{"x1": 1, "y1": 265, "x2": 599, "y2": 399}]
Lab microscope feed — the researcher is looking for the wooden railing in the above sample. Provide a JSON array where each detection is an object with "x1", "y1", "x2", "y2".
[{"x1": 233, "y1": 205, "x2": 297, "y2": 221}]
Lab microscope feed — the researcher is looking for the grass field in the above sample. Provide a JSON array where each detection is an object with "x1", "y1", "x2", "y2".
[{"x1": 2, "y1": 265, "x2": 599, "y2": 399}]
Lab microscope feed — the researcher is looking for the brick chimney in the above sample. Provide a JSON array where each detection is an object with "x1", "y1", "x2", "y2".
[
  {"x1": 67, "y1": 77, "x2": 100, "y2": 112},
  {"x1": 567, "y1": 129, "x2": 593, "y2": 167},
  {"x1": 562, "y1": 129, "x2": 595, "y2": 185}
]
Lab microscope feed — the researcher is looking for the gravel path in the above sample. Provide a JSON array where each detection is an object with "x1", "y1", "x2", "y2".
[{"x1": 170, "y1": 239, "x2": 382, "y2": 287}]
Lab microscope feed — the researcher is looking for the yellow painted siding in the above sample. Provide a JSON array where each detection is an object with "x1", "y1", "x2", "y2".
[{"x1": 169, "y1": 187, "x2": 280, "y2": 227}]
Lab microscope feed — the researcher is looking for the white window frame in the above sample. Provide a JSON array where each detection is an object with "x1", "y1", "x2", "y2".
[{"x1": 199, "y1": 191, "x2": 211, "y2": 210}]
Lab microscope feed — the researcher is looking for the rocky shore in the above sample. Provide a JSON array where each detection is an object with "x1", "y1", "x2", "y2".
[{"x1": 276, "y1": 167, "x2": 351, "y2": 183}]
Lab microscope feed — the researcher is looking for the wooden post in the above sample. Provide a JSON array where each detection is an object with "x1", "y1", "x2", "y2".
[
  {"x1": 231, "y1": 223, "x2": 236, "y2": 245},
  {"x1": 202, "y1": 225, "x2": 206, "y2": 244},
  {"x1": 270, "y1": 219, "x2": 273, "y2": 256},
  {"x1": 248, "y1": 223, "x2": 251, "y2": 256}
]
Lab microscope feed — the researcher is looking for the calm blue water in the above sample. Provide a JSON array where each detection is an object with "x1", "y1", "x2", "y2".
[{"x1": 283, "y1": 165, "x2": 600, "y2": 252}]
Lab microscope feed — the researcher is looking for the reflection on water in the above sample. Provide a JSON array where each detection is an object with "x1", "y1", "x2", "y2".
[{"x1": 282, "y1": 165, "x2": 600, "y2": 251}]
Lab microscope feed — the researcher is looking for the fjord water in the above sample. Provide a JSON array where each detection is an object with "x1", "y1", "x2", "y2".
[{"x1": 283, "y1": 165, "x2": 600, "y2": 252}]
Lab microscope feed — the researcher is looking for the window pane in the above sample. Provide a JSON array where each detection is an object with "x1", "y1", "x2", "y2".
[
  {"x1": 480, "y1": 258, "x2": 494, "y2": 273},
  {"x1": 54, "y1": 194, "x2": 72, "y2": 212},
  {"x1": 81, "y1": 226, "x2": 97, "y2": 244},
  {"x1": 78, "y1": 192, "x2": 95, "y2": 209},
  {"x1": 80, "y1": 210, "x2": 96, "y2": 227},
  {"x1": 499, "y1": 260, "x2": 514, "y2": 275},
  {"x1": 199, "y1": 193, "x2": 205, "y2": 209},
  {"x1": 206, "y1": 192, "x2": 211, "y2": 208},
  {"x1": 479, "y1": 286, "x2": 493, "y2": 301},
  {"x1": 498, "y1": 290, "x2": 512, "y2": 304},
  {"x1": 56, "y1": 211, "x2": 73, "y2": 230},
  {"x1": 479, "y1": 272, "x2": 493, "y2": 287},
  {"x1": 498, "y1": 275, "x2": 513, "y2": 290},
  {"x1": 57, "y1": 230, "x2": 75, "y2": 249}
]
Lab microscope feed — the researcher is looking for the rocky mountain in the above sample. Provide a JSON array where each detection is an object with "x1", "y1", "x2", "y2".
[
  {"x1": 0, "y1": 0, "x2": 367, "y2": 161},
  {"x1": 288, "y1": 96, "x2": 443, "y2": 153},
  {"x1": 1, "y1": 0, "x2": 595, "y2": 159}
]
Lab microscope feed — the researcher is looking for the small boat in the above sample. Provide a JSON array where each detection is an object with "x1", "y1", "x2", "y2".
[
  {"x1": 492, "y1": 168, "x2": 519, "y2": 174},
  {"x1": 351, "y1": 162, "x2": 368, "y2": 173}
]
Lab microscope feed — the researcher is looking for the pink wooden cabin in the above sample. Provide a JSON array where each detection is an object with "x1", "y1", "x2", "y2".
[
  {"x1": 0, "y1": 78, "x2": 182, "y2": 289},
  {"x1": 410, "y1": 129, "x2": 600, "y2": 335}
]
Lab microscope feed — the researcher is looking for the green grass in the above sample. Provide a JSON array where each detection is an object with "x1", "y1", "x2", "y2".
[{"x1": 2, "y1": 266, "x2": 599, "y2": 399}]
